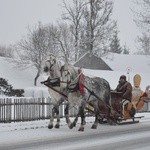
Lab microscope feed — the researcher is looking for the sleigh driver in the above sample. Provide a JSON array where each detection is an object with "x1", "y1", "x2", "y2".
[{"x1": 115, "y1": 75, "x2": 135, "y2": 118}]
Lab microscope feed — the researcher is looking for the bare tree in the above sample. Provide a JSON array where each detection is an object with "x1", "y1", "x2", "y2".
[
  {"x1": 61, "y1": 0, "x2": 116, "y2": 61},
  {"x1": 61, "y1": 0, "x2": 86, "y2": 61},
  {"x1": 14, "y1": 22, "x2": 51, "y2": 86},
  {"x1": 133, "y1": 0, "x2": 150, "y2": 54},
  {"x1": 0, "y1": 45, "x2": 14, "y2": 58},
  {"x1": 53, "y1": 23, "x2": 75, "y2": 63},
  {"x1": 83, "y1": 0, "x2": 116, "y2": 57},
  {"x1": 133, "y1": 0, "x2": 150, "y2": 32}
]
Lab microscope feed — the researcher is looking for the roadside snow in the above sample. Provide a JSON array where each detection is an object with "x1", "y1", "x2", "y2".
[{"x1": 0, "y1": 112, "x2": 150, "y2": 145}]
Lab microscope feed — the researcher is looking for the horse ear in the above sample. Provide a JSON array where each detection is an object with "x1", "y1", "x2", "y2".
[
  {"x1": 58, "y1": 61, "x2": 61, "y2": 68},
  {"x1": 60, "y1": 65, "x2": 64, "y2": 73},
  {"x1": 53, "y1": 58, "x2": 56, "y2": 63}
]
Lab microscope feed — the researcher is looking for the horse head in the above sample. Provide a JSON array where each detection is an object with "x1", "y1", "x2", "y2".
[
  {"x1": 60, "y1": 64, "x2": 79, "y2": 92},
  {"x1": 44, "y1": 53, "x2": 61, "y2": 79},
  {"x1": 44, "y1": 53, "x2": 56, "y2": 72}
]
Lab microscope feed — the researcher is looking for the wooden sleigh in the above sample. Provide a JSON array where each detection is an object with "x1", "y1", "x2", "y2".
[
  {"x1": 85, "y1": 74, "x2": 146, "y2": 125},
  {"x1": 85, "y1": 90, "x2": 144, "y2": 125}
]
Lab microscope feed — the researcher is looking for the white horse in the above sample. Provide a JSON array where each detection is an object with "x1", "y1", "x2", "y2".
[
  {"x1": 60, "y1": 63, "x2": 111, "y2": 131},
  {"x1": 42, "y1": 54, "x2": 68, "y2": 129}
]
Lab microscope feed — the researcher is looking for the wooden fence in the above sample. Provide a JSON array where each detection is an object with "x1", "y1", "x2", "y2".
[
  {"x1": 0, "y1": 97, "x2": 71, "y2": 123},
  {"x1": 1, "y1": 97, "x2": 149, "y2": 123}
]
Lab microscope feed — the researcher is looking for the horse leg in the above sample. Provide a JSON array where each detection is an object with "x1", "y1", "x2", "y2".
[
  {"x1": 64, "y1": 103, "x2": 72, "y2": 129},
  {"x1": 71, "y1": 113, "x2": 79, "y2": 128},
  {"x1": 54, "y1": 106, "x2": 60, "y2": 128},
  {"x1": 48, "y1": 116, "x2": 54, "y2": 129},
  {"x1": 48, "y1": 106, "x2": 55, "y2": 129},
  {"x1": 91, "y1": 104, "x2": 99, "y2": 129},
  {"x1": 78, "y1": 106, "x2": 86, "y2": 131}
]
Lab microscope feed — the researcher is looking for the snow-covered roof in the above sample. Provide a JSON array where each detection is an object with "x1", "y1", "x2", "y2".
[
  {"x1": 74, "y1": 53, "x2": 112, "y2": 70},
  {"x1": 102, "y1": 53, "x2": 150, "y2": 74}
]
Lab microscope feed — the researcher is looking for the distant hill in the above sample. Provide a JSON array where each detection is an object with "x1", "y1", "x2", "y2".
[{"x1": 0, "y1": 57, "x2": 46, "y2": 89}]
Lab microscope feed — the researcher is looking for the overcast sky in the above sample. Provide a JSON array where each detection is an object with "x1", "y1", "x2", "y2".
[{"x1": 0, "y1": 0, "x2": 140, "y2": 53}]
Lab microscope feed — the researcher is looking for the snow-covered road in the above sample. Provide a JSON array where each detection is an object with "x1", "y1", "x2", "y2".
[{"x1": 0, "y1": 113, "x2": 150, "y2": 150}]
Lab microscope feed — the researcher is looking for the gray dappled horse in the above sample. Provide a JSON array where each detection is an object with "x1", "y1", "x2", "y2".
[
  {"x1": 43, "y1": 54, "x2": 68, "y2": 129},
  {"x1": 60, "y1": 63, "x2": 111, "y2": 131}
]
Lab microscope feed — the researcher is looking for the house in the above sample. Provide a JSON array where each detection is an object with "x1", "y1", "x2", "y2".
[{"x1": 74, "y1": 53, "x2": 112, "y2": 70}]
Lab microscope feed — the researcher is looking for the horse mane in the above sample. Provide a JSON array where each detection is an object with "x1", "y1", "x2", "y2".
[{"x1": 61, "y1": 63, "x2": 78, "y2": 79}]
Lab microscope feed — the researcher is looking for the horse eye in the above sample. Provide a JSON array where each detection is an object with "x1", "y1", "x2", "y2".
[{"x1": 44, "y1": 66, "x2": 48, "y2": 72}]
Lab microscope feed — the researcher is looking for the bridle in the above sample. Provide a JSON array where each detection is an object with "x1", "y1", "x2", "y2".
[
  {"x1": 45, "y1": 58, "x2": 56, "y2": 72},
  {"x1": 60, "y1": 68, "x2": 82, "y2": 92},
  {"x1": 44, "y1": 56, "x2": 60, "y2": 87}
]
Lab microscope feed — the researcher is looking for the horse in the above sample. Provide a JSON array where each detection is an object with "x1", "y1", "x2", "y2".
[
  {"x1": 42, "y1": 53, "x2": 68, "y2": 129},
  {"x1": 60, "y1": 63, "x2": 111, "y2": 131}
]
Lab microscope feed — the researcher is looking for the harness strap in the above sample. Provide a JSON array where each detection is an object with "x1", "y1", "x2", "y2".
[
  {"x1": 82, "y1": 83, "x2": 111, "y2": 109},
  {"x1": 41, "y1": 80, "x2": 67, "y2": 98},
  {"x1": 78, "y1": 69, "x2": 85, "y2": 94}
]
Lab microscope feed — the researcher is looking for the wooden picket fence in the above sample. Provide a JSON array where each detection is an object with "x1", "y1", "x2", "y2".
[
  {"x1": 0, "y1": 97, "x2": 69, "y2": 123},
  {"x1": 1, "y1": 97, "x2": 148, "y2": 123}
]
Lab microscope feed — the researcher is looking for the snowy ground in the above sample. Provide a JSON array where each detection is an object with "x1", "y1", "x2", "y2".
[
  {"x1": 0, "y1": 112, "x2": 150, "y2": 146},
  {"x1": 1, "y1": 54, "x2": 150, "y2": 149}
]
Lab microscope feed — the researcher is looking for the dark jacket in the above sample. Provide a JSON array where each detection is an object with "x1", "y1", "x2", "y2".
[{"x1": 115, "y1": 81, "x2": 132, "y2": 101}]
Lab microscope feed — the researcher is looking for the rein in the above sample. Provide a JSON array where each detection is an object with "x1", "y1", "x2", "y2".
[
  {"x1": 41, "y1": 80, "x2": 67, "y2": 98},
  {"x1": 82, "y1": 83, "x2": 111, "y2": 109},
  {"x1": 47, "y1": 78, "x2": 60, "y2": 87}
]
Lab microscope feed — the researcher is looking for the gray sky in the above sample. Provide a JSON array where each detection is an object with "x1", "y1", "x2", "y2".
[{"x1": 0, "y1": 0, "x2": 140, "y2": 53}]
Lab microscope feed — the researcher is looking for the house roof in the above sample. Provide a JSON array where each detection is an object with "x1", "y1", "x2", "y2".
[
  {"x1": 101, "y1": 53, "x2": 150, "y2": 73},
  {"x1": 74, "y1": 53, "x2": 112, "y2": 70}
]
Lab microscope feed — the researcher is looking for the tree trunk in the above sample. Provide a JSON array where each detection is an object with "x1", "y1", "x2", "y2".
[{"x1": 34, "y1": 70, "x2": 40, "y2": 86}]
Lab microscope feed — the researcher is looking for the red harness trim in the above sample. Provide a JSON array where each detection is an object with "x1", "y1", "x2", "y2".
[
  {"x1": 78, "y1": 69, "x2": 85, "y2": 94},
  {"x1": 142, "y1": 92, "x2": 148, "y2": 97}
]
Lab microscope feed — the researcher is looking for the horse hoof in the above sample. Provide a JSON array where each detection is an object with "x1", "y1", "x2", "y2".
[
  {"x1": 55, "y1": 124, "x2": 60, "y2": 128},
  {"x1": 91, "y1": 124, "x2": 97, "y2": 129},
  {"x1": 69, "y1": 123, "x2": 76, "y2": 129},
  {"x1": 72, "y1": 122, "x2": 76, "y2": 127},
  {"x1": 48, "y1": 124, "x2": 53, "y2": 129},
  {"x1": 69, "y1": 124, "x2": 74, "y2": 129},
  {"x1": 78, "y1": 127, "x2": 84, "y2": 131}
]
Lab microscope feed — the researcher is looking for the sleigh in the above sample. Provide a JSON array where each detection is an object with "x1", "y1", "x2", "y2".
[{"x1": 85, "y1": 90, "x2": 144, "y2": 125}]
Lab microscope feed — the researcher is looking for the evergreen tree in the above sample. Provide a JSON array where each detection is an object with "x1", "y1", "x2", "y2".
[
  {"x1": 109, "y1": 30, "x2": 122, "y2": 54},
  {"x1": 122, "y1": 44, "x2": 130, "y2": 54}
]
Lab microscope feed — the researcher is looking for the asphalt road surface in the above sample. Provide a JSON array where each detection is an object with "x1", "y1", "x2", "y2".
[{"x1": 1, "y1": 120, "x2": 150, "y2": 150}]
